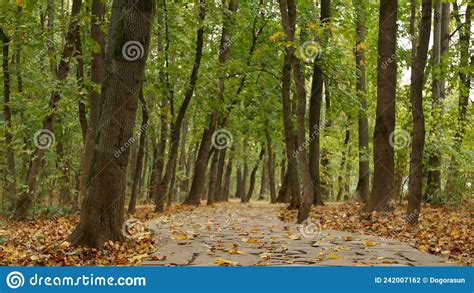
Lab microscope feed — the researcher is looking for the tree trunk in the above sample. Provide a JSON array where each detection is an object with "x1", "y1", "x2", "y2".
[
  {"x1": 337, "y1": 127, "x2": 350, "y2": 201},
  {"x1": 159, "y1": 0, "x2": 206, "y2": 208},
  {"x1": 265, "y1": 129, "x2": 277, "y2": 203},
  {"x1": 258, "y1": 163, "x2": 267, "y2": 200},
  {"x1": 407, "y1": 0, "x2": 432, "y2": 225},
  {"x1": 446, "y1": 3, "x2": 471, "y2": 195},
  {"x1": 207, "y1": 150, "x2": 219, "y2": 205},
  {"x1": 425, "y1": 0, "x2": 444, "y2": 199},
  {"x1": 68, "y1": 0, "x2": 155, "y2": 248},
  {"x1": 222, "y1": 155, "x2": 233, "y2": 201},
  {"x1": 79, "y1": 0, "x2": 106, "y2": 204},
  {"x1": 365, "y1": 0, "x2": 398, "y2": 212},
  {"x1": 354, "y1": 0, "x2": 370, "y2": 203},
  {"x1": 235, "y1": 165, "x2": 243, "y2": 198},
  {"x1": 128, "y1": 89, "x2": 149, "y2": 214},
  {"x1": 14, "y1": 0, "x2": 83, "y2": 220},
  {"x1": 184, "y1": 0, "x2": 239, "y2": 205},
  {"x1": 0, "y1": 28, "x2": 16, "y2": 206},
  {"x1": 278, "y1": 0, "x2": 314, "y2": 223},
  {"x1": 242, "y1": 148, "x2": 265, "y2": 203}
]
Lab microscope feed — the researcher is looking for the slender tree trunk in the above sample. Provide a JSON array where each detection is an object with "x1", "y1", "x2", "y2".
[
  {"x1": 242, "y1": 148, "x2": 265, "y2": 203},
  {"x1": 159, "y1": 0, "x2": 206, "y2": 209},
  {"x1": 207, "y1": 151, "x2": 219, "y2": 205},
  {"x1": 446, "y1": 3, "x2": 471, "y2": 194},
  {"x1": 258, "y1": 164, "x2": 267, "y2": 200},
  {"x1": 80, "y1": 0, "x2": 105, "y2": 204},
  {"x1": 14, "y1": 0, "x2": 83, "y2": 220},
  {"x1": 365, "y1": 0, "x2": 398, "y2": 212},
  {"x1": 279, "y1": 0, "x2": 314, "y2": 223},
  {"x1": 69, "y1": 0, "x2": 155, "y2": 248},
  {"x1": 425, "y1": 0, "x2": 443, "y2": 198},
  {"x1": 235, "y1": 166, "x2": 243, "y2": 198},
  {"x1": 128, "y1": 89, "x2": 149, "y2": 214},
  {"x1": 184, "y1": 0, "x2": 240, "y2": 205},
  {"x1": 407, "y1": 0, "x2": 432, "y2": 225},
  {"x1": 265, "y1": 129, "x2": 277, "y2": 203},
  {"x1": 214, "y1": 148, "x2": 227, "y2": 201},
  {"x1": 354, "y1": 0, "x2": 370, "y2": 202},
  {"x1": 222, "y1": 156, "x2": 233, "y2": 201},
  {"x1": 0, "y1": 28, "x2": 16, "y2": 206},
  {"x1": 337, "y1": 127, "x2": 350, "y2": 201}
]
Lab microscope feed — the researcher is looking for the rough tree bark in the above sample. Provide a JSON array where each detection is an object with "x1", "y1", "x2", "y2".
[
  {"x1": 68, "y1": 0, "x2": 155, "y2": 248},
  {"x1": 407, "y1": 0, "x2": 432, "y2": 224},
  {"x1": 365, "y1": 0, "x2": 398, "y2": 212}
]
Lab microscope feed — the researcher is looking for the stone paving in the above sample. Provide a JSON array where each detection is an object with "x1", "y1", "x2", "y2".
[{"x1": 143, "y1": 202, "x2": 453, "y2": 266}]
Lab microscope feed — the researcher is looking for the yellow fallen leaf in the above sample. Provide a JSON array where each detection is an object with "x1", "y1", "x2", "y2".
[
  {"x1": 328, "y1": 253, "x2": 339, "y2": 260},
  {"x1": 177, "y1": 235, "x2": 187, "y2": 240},
  {"x1": 215, "y1": 258, "x2": 239, "y2": 266},
  {"x1": 289, "y1": 235, "x2": 301, "y2": 240},
  {"x1": 363, "y1": 240, "x2": 377, "y2": 247},
  {"x1": 342, "y1": 236, "x2": 353, "y2": 241}
]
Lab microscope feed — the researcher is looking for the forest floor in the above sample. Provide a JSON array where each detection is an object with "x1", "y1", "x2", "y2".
[
  {"x1": 143, "y1": 201, "x2": 467, "y2": 266},
  {"x1": 0, "y1": 200, "x2": 470, "y2": 266}
]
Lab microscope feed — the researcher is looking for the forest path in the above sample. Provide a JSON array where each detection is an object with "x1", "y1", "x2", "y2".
[{"x1": 144, "y1": 201, "x2": 451, "y2": 266}]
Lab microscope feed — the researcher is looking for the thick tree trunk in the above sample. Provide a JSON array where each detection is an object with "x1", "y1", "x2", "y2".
[
  {"x1": 242, "y1": 148, "x2": 265, "y2": 203},
  {"x1": 128, "y1": 89, "x2": 149, "y2": 214},
  {"x1": 354, "y1": 0, "x2": 370, "y2": 203},
  {"x1": 69, "y1": 0, "x2": 155, "y2": 248},
  {"x1": 365, "y1": 0, "x2": 398, "y2": 212},
  {"x1": 0, "y1": 28, "x2": 16, "y2": 205},
  {"x1": 265, "y1": 129, "x2": 277, "y2": 203},
  {"x1": 407, "y1": 0, "x2": 432, "y2": 225},
  {"x1": 14, "y1": 0, "x2": 82, "y2": 220}
]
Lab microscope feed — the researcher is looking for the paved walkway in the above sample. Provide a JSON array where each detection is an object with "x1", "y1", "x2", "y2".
[{"x1": 144, "y1": 202, "x2": 452, "y2": 266}]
